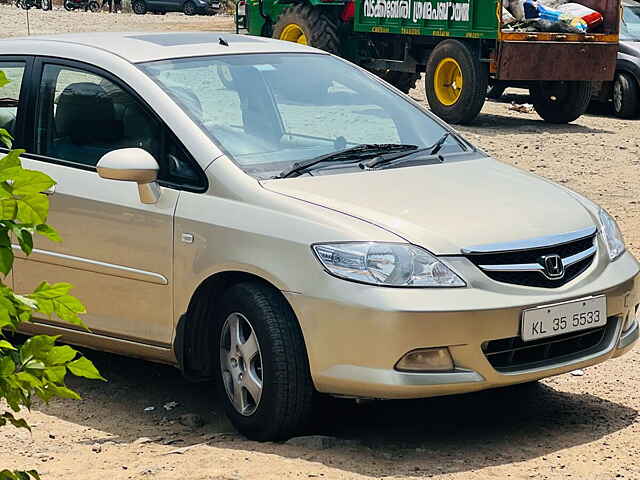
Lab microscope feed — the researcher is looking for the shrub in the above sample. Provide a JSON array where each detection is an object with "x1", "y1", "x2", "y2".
[{"x1": 0, "y1": 72, "x2": 104, "y2": 480}]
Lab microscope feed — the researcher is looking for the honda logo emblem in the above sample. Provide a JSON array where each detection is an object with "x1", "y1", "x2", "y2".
[{"x1": 540, "y1": 254, "x2": 565, "y2": 279}]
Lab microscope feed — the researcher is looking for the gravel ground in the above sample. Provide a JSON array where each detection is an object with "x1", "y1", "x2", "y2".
[{"x1": 1, "y1": 8, "x2": 640, "y2": 479}]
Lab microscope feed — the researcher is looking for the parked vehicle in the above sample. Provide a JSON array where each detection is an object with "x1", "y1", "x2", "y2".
[
  {"x1": 131, "y1": 0, "x2": 219, "y2": 15},
  {"x1": 236, "y1": 0, "x2": 621, "y2": 125},
  {"x1": 16, "y1": 0, "x2": 51, "y2": 10},
  {"x1": 0, "y1": 32, "x2": 638, "y2": 441},
  {"x1": 590, "y1": 0, "x2": 640, "y2": 117},
  {"x1": 63, "y1": 0, "x2": 100, "y2": 11}
]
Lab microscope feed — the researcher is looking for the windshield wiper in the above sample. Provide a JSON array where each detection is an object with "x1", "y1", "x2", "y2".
[
  {"x1": 275, "y1": 144, "x2": 419, "y2": 179},
  {"x1": 359, "y1": 132, "x2": 452, "y2": 170}
]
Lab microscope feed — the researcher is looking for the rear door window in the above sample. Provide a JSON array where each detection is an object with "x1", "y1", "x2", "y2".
[{"x1": 0, "y1": 61, "x2": 26, "y2": 144}]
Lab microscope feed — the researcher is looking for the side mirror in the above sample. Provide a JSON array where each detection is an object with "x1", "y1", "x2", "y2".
[{"x1": 97, "y1": 148, "x2": 161, "y2": 204}]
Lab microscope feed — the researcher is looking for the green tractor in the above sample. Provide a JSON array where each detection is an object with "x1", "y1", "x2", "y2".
[{"x1": 236, "y1": 0, "x2": 621, "y2": 124}]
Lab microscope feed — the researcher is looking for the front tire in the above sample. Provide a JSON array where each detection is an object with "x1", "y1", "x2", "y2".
[
  {"x1": 612, "y1": 72, "x2": 639, "y2": 119},
  {"x1": 64, "y1": 0, "x2": 74, "y2": 9},
  {"x1": 88, "y1": 0, "x2": 100, "y2": 11},
  {"x1": 132, "y1": 0, "x2": 146, "y2": 14},
  {"x1": 425, "y1": 39, "x2": 488, "y2": 125},
  {"x1": 216, "y1": 282, "x2": 314, "y2": 441},
  {"x1": 529, "y1": 80, "x2": 592, "y2": 123}
]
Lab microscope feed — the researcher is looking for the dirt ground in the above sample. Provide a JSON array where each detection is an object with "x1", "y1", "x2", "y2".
[
  {"x1": 1, "y1": 6, "x2": 640, "y2": 479},
  {"x1": 0, "y1": 5, "x2": 235, "y2": 37}
]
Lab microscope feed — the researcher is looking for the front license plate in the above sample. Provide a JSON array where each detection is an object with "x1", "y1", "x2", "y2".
[{"x1": 521, "y1": 296, "x2": 607, "y2": 342}]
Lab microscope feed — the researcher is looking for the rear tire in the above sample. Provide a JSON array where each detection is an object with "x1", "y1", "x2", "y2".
[
  {"x1": 88, "y1": 0, "x2": 100, "y2": 11},
  {"x1": 612, "y1": 72, "x2": 639, "y2": 119},
  {"x1": 64, "y1": 0, "x2": 74, "y2": 9},
  {"x1": 529, "y1": 80, "x2": 592, "y2": 124},
  {"x1": 425, "y1": 40, "x2": 488, "y2": 125},
  {"x1": 183, "y1": 0, "x2": 196, "y2": 15},
  {"x1": 132, "y1": 0, "x2": 146, "y2": 14},
  {"x1": 487, "y1": 83, "x2": 507, "y2": 100},
  {"x1": 377, "y1": 71, "x2": 421, "y2": 94},
  {"x1": 41, "y1": 0, "x2": 51, "y2": 10},
  {"x1": 272, "y1": 4, "x2": 341, "y2": 54},
  {"x1": 215, "y1": 282, "x2": 314, "y2": 441}
]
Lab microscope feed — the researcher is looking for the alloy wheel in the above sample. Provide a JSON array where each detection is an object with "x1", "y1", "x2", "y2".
[
  {"x1": 219, "y1": 312, "x2": 263, "y2": 416},
  {"x1": 613, "y1": 77, "x2": 623, "y2": 114}
]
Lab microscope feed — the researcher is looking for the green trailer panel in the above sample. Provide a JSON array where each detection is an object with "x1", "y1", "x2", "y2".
[{"x1": 353, "y1": 0, "x2": 499, "y2": 39}]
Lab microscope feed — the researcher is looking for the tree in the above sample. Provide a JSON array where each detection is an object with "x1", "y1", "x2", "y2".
[{"x1": 0, "y1": 70, "x2": 104, "y2": 480}]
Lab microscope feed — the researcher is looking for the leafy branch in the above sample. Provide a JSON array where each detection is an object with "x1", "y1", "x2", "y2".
[{"x1": 0, "y1": 111, "x2": 103, "y2": 477}]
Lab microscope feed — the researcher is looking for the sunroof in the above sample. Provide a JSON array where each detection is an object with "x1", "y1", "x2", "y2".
[{"x1": 127, "y1": 33, "x2": 263, "y2": 46}]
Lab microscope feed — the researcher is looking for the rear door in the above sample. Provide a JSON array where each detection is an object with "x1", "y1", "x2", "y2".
[{"x1": 0, "y1": 56, "x2": 33, "y2": 291}]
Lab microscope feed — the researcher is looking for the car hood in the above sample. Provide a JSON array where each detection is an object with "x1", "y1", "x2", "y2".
[{"x1": 261, "y1": 158, "x2": 596, "y2": 255}]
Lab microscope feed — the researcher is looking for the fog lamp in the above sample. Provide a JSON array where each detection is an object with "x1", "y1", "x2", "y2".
[
  {"x1": 623, "y1": 304, "x2": 639, "y2": 333},
  {"x1": 395, "y1": 347, "x2": 454, "y2": 372}
]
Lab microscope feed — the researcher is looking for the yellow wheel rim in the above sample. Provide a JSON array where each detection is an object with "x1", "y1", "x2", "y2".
[
  {"x1": 280, "y1": 24, "x2": 308, "y2": 45},
  {"x1": 434, "y1": 57, "x2": 463, "y2": 106}
]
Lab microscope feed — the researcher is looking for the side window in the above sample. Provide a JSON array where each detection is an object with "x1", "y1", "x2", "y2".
[
  {"x1": 0, "y1": 62, "x2": 25, "y2": 142},
  {"x1": 35, "y1": 64, "x2": 203, "y2": 187}
]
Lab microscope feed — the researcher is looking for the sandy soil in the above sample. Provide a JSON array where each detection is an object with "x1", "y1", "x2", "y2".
[{"x1": 1, "y1": 7, "x2": 640, "y2": 479}]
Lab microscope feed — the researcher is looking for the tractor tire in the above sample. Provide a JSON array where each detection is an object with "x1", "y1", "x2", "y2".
[
  {"x1": 272, "y1": 4, "x2": 341, "y2": 55},
  {"x1": 377, "y1": 71, "x2": 421, "y2": 94},
  {"x1": 425, "y1": 39, "x2": 488, "y2": 125},
  {"x1": 529, "y1": 80, "x2": 592, "y2": 124},
  {"x1": 612, "y1": 72, "x2": 639, "y2": 119}
]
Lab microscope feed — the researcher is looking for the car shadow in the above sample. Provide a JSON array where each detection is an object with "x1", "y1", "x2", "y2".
[
  {"x1": 479, "y1": 90, "x2": 637, "y2": 129},
  {"x1": 31, "y1": 348, "x2": 638, "y2": 478},
  {"x1": 461, "y1": 112, "x2": 615, "y2": 136}
]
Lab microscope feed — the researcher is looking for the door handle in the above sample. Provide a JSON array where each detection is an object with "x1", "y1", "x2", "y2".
[{"x1": 42, "y1": 186, "x2": 56, "y2": 196}]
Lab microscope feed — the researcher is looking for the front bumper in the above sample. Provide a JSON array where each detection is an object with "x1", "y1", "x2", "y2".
[{"x1": 285, "y1": 251, "x2": 640, "y2": 399}]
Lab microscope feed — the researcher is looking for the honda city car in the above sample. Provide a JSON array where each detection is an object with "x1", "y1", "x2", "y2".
[{"x1": 0, "y1": 32, "x2": 637, "y2": 441}]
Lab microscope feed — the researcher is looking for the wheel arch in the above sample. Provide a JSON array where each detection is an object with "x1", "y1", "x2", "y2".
[
  {"x1": 174, "y1": 269, "x2": 306, "y2": 382},
  {"x1": 616, "y1": 55, "x2": 640, "y2": 89}
]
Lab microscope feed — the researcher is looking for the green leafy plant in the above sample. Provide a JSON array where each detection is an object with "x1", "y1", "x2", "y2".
[{"x1": 0, "y1": 122, "x2": 104, "y2": 479}]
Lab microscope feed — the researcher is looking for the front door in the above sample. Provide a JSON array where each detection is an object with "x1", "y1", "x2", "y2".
[{"x1": 14, "y1": 60, "x2": 180, "y2": 346}]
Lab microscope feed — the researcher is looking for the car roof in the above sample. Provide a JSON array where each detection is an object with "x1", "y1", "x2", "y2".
[{"x1": 0, "y1": 32, "x2": 323, "y2": 64}]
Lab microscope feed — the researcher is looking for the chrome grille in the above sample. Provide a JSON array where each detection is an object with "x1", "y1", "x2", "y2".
[{"x1": 463, "y1": 227, "x2": 597, "y2": 288}]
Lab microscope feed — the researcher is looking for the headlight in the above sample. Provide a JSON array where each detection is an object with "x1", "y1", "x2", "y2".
[
  {"x1": 598, "y1": 208, "x2": 625, "y2": 261},
  {"x1": 312, "y1": 242, "x2": 465, "y2": 287}
]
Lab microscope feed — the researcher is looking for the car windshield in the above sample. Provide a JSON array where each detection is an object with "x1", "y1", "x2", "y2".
[
  {"x1": 622, "y1": 5, "x2": 640, "y2": 40},
  {"x1": 139, "y1": 53, "x2": 467, "y2": 179}
]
